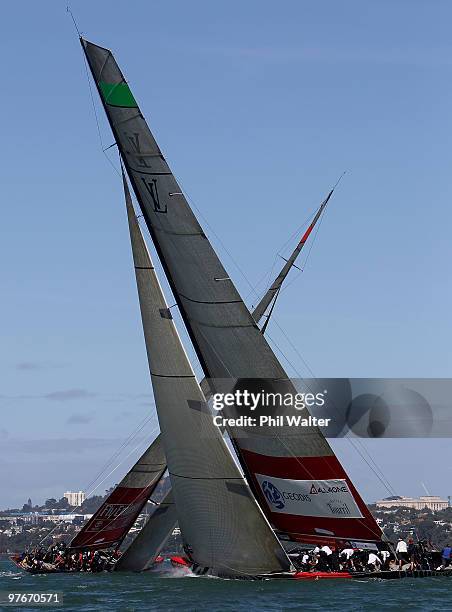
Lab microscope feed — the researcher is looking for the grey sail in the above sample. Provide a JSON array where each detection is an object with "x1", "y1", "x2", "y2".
[
  {"x1": 81, "y1": 38, "x2": 289, "y2": 381},
  {"x1": 118, "y1": 169, "x2": 290, "y2": 576},
  {"x1": 82, "y1": 38, "x2": 383, "y2": 546},
  {"x1": 115, "y1": 489, "x2": 177, "y2": 571}
]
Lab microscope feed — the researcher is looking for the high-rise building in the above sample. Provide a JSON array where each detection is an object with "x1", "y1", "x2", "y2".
[{"x1": 64, "y1": 491, "x2": 86, "y2": 507}]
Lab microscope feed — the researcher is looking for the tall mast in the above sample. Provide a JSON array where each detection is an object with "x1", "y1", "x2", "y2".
[{"x1": 253, "y1": 186, "x2": 337, "y2": 328}]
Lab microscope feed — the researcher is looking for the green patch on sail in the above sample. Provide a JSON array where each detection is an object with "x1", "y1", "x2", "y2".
[{"x1": 99, "y1": 81, "x2": 137, "y2": 108}]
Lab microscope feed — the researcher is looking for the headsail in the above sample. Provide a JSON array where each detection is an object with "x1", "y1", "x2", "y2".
[
  {"x1": 81, "y1": 38, "x2": 382, "y2": 546},
  {"x1": 118, "y1": 168, "x2": 290, "y2": 576},
  {"x1": 115, "y1": 489, "x2": 177, "y2": 571},
  {"x1": 69, "y1": 437, "x2": 166, "y2": 550}
]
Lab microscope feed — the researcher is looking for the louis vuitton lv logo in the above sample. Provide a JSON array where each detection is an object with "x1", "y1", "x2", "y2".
[
  {"x1": 141, "y1": 178, "x2": 167, "y2": 214},
  {"x1": 127, "y1": 132, "x2": 150, "y2": 168}
]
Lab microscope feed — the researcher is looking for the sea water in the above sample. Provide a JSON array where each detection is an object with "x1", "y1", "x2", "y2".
[{"x1": 1, "y1": 557, "x2": 451, "y2": 611}]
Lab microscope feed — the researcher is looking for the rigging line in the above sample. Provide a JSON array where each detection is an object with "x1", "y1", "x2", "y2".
[
  {"x1": 301, "y1": 208, "x2": 324, "y2": 271},
  {"x1": 84, "y1": 428, "x2": 159, "y2": 503},
  {"x1": 137, "y1": 156, "x2": 392, "y2": 498},
  {"x1": 270, "y1": 316, "x2": 397, "y2": 494},
  {"x1": 264, "y1": 331, "x2": 397, "y2": 498},
  {"x1": 276, "y1": 208, "x2": 325, "y2": 299},
  {"x1": 79, "y1": 42, "x2": 121, "y2": 178},
  {"x1": 268, "y1": 323, "x2": 397, "y2": 496},
  {"x1": 37, "y1": 425, "x2": 160, "y2": 548},
  {"x1": 242, "y1": 207, "x2": 314, "y2": 306},
  {"x1": 81, "y1": 414, "x2": 157, "y2": 495},
  {"x1": 271, "y1": 319, "x2": 316, "y2": 378},
  {"x1": 276, "y1": 165, "x2": 347, "y2": 259},
  {"x1": 176, "y1": 179, "x2": 262, "y2": 301},
  {"x1": 260, "y1": 247, "x2": 397, "y2": 495},
  {"x1": 272, "y1": 168, "x2": 345, "y2": 265},
  {"x1": 82, "y1": 412, "x2": 156, "y2": 482},
  {"x1": 261, "y1": 288, "x2": 281, "y2": 335},
  {"x1": 257, "y1": 246, "x2": 398, "y2": 493},
  {"x1": 245, "y1": 253, "x2": 279, "y2": 305},
  {"x1": 157, "y1": 172, "x2": 396, "y2": 500},
  {"x1": 66, "y1": 6, "x2": 81, "y2": 37},
  {"x1": 349, "y1": 441, "x2": 398, "y2": 498},
  {"x1": 275, "y1": 207, "x2": 318, "y2": 259},
  {"x1": 121, "y1": 151, "x2": 392, "y2": 501},
  {"x1": 248, "y1": 181, "x2": 339, "y2": 307}
]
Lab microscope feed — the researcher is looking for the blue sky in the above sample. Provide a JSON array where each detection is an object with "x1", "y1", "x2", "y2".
[{"x1": 1, "y1": 0, "x2": 452, "y2": 508}]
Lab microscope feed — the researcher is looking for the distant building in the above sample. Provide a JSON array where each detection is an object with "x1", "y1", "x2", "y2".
[
  {"x1": 376, "y1": 495, "x2": 449, "y2": 511},
  {"x1": 64, "y1": 491, "x2": 86, "y2": 507}
]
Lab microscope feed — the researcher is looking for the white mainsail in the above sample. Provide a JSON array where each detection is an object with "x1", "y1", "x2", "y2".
[{"x1": 120, "y1": 169, "x2": 290, "y2": 576}]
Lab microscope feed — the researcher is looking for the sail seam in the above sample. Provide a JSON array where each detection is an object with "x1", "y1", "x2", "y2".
[
  {"x1": 106, "y1": 102, "x2": 139, "y2": 109},
  {"x1": 150, "y1": 373, "x2": 196, "y2": 379},
  {"x1": 130, "y1": 464, "x2": 167, "y2": 469},
  {"x1": 153, "y1": 228, "x2": 205, "y2": 237},
  {"x1": 195, "y1": 321, "x2": 258, "y2": 329},
  {"x1": 170, "y1": 473, "x2": 245, "y2": 481},
  {"x1": 129, "y1": 167, "x2": 171, "y2": 175},
  {"x1": 179, "y1": 293, "x2": 242, "y2": 305},
  {"x1": 98, "y1": 53, "x2": 110, "y2": 82},
  {"x1": 114, "y1": 113, "x2": 142, "y2": 127}
]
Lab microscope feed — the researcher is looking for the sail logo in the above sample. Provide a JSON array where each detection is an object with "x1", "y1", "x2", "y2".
[
  {"x1": 141, "y1": 177, "x2": 167, "y2": 214},
  {"x1": 261, "y1": 480, "x2": 285, "y2": 510},
  {"x1": 255, "y1": 474, "x2": 364, "y2": 518},
  {"x1": 309, "y1": 483, "x2": 349, "y2": 495},
  {"x1": 127, "y1": 132, "x2": 150, "y2": 168},
  {"x1": 326, "y1": 499, "x2": 351, "y2": 516}
]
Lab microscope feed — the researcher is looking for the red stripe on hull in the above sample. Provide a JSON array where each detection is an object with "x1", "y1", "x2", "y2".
[{"x1": 241, "y1": 450, "x2": 382, "y2": 544}]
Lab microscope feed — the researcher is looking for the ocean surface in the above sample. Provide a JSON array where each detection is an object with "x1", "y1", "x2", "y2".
[{"x1": 1, "y1": 557, "x2": 452, "y2": 611}]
